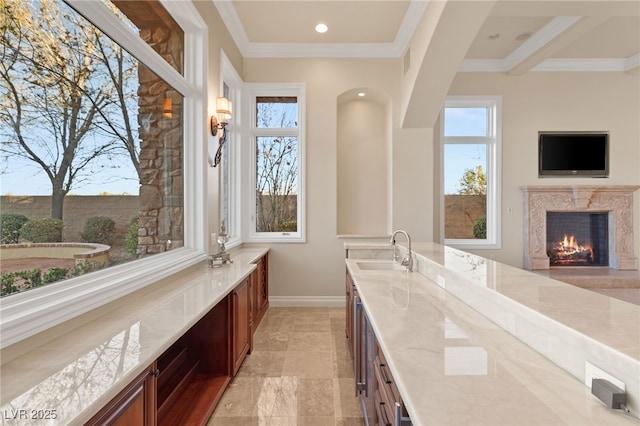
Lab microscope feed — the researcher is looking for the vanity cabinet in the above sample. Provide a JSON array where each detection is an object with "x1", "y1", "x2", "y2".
[
  {"x1": 86, "y1": 365, "x2": 156, "y2": 426},
  {"x1": 87, "y1": 252, "x2": 269, "y2": 426}
]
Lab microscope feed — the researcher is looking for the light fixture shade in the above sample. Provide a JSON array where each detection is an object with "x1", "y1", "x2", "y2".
[
  {"x1": 216, "y1": 97, "x2": 232, "y2": 117},
  {"x1": 163, "y1": 96, "x2": 172, "y2": 118}
]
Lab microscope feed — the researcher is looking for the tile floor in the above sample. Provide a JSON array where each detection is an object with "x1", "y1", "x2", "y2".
[{"x1": 207, "y1": 307, "x2": 364, "y2": 426}]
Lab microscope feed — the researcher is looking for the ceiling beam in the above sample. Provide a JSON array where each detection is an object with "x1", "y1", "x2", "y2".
[
  {"x1": 507, "y1": 15, "x2": 610, "y2": 75},
  {"x1": 401, "y1": 0, "x2": 497, "y2": 128}
]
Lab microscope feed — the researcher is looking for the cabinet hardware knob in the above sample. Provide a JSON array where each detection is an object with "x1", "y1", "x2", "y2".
[{"x1": 151, "y1": 369, "x2": 160, "y2": 377}]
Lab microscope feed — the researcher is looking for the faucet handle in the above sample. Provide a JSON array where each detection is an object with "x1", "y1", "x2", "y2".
[{"x1": 400, "y1": 254, "x2": 413, "y2": 272}]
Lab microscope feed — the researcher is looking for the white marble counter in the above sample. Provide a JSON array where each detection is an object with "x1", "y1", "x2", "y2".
[
  {"x1": 0, "y1": 248, "x2": 268, "y2": 425},
  {"x1": 345, "y1": 242, "x2": 640, "y2": 425}
]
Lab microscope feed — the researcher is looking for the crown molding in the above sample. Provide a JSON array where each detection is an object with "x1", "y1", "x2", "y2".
[
  {"x1": 532, "y1": 56, "x2": 640, "y2": 72},
  {"x1": 214, "y1": 0, "x2": 429, "y2": 58},
  {"x1": 242, "y1": 42, "x2": 400, "y2": 58}
]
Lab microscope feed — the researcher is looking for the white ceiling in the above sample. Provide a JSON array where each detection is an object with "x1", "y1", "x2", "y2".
[{"x1": 213, "y1": 0, "x2": 640, "y2": 73}]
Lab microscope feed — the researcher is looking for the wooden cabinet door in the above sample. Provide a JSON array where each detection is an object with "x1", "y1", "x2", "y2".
[
  {"x1": 250, "y1": 254, "x2": 269, "y2": 333},
  {"x1": 86, "y1": 365, "x2": 156, "y2": 426},
  {"x1": 231, "y1": 278, "x2": 251, "y2": 376},
  {"x1": 346, "y1": 270, "x2": 354, "y2": 358},
  {"x1": 255, "y1": 254, "x2": 269, "y2": 320}
]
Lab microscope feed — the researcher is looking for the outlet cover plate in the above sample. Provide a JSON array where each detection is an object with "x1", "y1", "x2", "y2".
[{"x1": 585, "y1": 361, "x2": 625, "y2": 392}]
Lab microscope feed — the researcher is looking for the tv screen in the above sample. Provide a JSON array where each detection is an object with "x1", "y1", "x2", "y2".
[{"x1": 538, "y1": 132, "x2": 609, "y2": 177}]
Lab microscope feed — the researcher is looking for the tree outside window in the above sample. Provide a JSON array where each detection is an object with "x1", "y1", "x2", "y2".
[
  {"x1": 250, "y1": 91, "x2": 305, "y2": 242},
  {"x1": 0, "y1": 0, "x2": 185, "y2": 295}
]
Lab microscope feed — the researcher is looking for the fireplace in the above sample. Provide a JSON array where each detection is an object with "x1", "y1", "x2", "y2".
[
  {"x1": 521, "y1": 185, "x2": 639, "y2": 270},
  {"x1": 546, "y1": 212, "x2": 608, "y2": 266}
]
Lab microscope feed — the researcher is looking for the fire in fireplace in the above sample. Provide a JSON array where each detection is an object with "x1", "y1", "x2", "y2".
[
  {"x1": 546, "y1": 212, "x2": 608, "y2": 267},
  {"x1": 548, "y1": 234, "x2": 594, "y2": 265}
]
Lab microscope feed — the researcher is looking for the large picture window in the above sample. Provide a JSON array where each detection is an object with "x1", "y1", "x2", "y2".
[
  {"x1": 441, "y1": 96, "x2": 501, "y2": 249},
  {"x1": 0, "y1": 0, "x2": 206, "y2": 347},
  {"x1": 247, "y1": 85, "x2": 305, "y2": 242}
]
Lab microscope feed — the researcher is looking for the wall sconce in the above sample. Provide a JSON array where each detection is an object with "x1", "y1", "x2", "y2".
[
  {"x1": 163, "y1": 96, "x2": 172, "y2": 118},
  {"x1": 210, "y1": 97, "x2": 232, "y2": 167}
]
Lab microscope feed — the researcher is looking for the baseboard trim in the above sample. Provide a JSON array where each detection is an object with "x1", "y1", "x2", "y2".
[{"x1": 269, "y1": 296, "x2": 345, "y2": 308}]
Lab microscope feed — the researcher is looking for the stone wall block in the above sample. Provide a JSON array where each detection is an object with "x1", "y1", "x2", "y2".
[{"x1": 139, "y1": 185, "x2": 161, "y2": 210}]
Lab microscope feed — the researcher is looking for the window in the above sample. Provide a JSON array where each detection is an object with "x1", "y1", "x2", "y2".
[
  {"x1": 0, "y1": 0, "x2": 206, "y2": 347},
  {"x1": 441, "y1": 96, "x2": 501, "y2": 249},
  {"x1": 247, "y1": 84, "x2": 305, "y2": 242},
  {"x1": 219, "y1": 52, "x2": 242, "y2": 248}
]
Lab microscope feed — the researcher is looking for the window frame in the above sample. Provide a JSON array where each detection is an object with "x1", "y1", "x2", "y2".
[
  {"x1": 0, "y1": 0, "x2": 208, "y2": 349},
  {"x1": 440, "y1": 96, "x2": 502, "y2": 249},
  {"x1": 245, "y1": 83, "x2": 306, "y2": 243},
  {"x1": 218, "y1": 50, "x2": 243, "y2": 249}
]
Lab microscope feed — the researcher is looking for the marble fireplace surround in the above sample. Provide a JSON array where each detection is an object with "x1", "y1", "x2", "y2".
[{"x1": 522, "y1": 185, "x2": 640, "y2": 270}]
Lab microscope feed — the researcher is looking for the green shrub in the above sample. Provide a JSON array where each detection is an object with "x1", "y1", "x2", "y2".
[
  {"x1": 19, "y1": 218, "x2": 64, "y2": 243},
  {"x1": 1, "y1": 273, "x2": 18, "y2": 297},
  {"x1": 0, "y1": 213, "x2": 29, "y2": 244},
  {"x1": 15, "y1": 268, "x2": 42, "y2": 288},
  {"x1": 473, "y1": 216, "x2": 487, "y2": 239},
  {"x1": 81, "y1": 216, "x2": 116, "y2": 245},
  {"x1": 124, "y1": 216, "x2": 139, "y2": 256},
  {"x1": 72, "y1": 261, "x2": 108, "y2": 277},
  {"x1": 43, "y1": 267, "x2": 69, "y2": 284}
]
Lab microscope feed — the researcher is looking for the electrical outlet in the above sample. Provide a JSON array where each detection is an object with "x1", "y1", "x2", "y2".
[
  {"x1": 437, "y1": 274, "x2": 446, "y2": 289},
  {"x1": 585, "y1": 361, "x2": 625, "y2": 391}
]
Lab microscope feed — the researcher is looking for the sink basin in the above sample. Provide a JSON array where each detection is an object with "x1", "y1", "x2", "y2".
[{"x1": 356, "y1": 261, "x2": 405, "y2": 271}]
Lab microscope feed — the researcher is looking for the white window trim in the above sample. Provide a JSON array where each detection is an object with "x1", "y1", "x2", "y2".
[
  {"x1": 244, "y1": 83, "x2": 306, "y2": 243},
  {"x1": 0, "y1": 0, "x2": 208, "y2": 349},
  {"x1": 440, "y1": 95, "x2": 502, "y2": 250},
  {"x1": 219, "y1": 50, "x2": 243, "y2": 249}
]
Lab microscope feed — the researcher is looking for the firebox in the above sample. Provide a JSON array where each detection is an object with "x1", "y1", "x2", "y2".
[{"x1": 546, "y1": 212, "x2": 608, "y2": 267}]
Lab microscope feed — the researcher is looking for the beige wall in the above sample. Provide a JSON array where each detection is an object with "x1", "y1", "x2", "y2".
[
  {"x1": 242, "y1": 58, "x2": 419, "y2": 299},
  {"x1": 447, "y1": 71, "x2": 640, "y2": 267}
]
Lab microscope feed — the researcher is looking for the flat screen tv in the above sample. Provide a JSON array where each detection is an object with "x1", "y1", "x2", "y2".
[{"x1": 538, "y1": 131, "x2": 609, "y2": 177}]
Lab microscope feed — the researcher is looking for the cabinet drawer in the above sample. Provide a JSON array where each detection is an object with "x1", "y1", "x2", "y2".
[
  {"x1": 375, "y1": 354, "x2": 401, "y2": 405},
  {"x1": 374, "y1": 389, "x2": 393, "y2": 426},
  {"x1": 375, "y1": 345, "x2": 410, "y2": 422}
]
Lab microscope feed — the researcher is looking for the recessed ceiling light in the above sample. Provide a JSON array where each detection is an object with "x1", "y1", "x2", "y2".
[
  {"x1": 515, "y1": 32, "x2": 532, "y2": 42},
  {"x1": 315, "y1": 23, "x2": 328, "y2": 33},
  {"x1": 357, "y1": 92, "x2": 366, "y2": 97},
  {"x1": 488, "y1": 33, "x2": 500, "y2": 41}
]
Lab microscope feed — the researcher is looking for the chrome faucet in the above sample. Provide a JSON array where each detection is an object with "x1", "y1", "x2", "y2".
[{"x1": 390, "y1": 230, "x2": 413, "y2": 272}]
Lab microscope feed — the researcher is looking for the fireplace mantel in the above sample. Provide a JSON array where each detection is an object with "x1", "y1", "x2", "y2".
[{"x1": 521, "y1": 185, "x2": 640, "y2": 270}]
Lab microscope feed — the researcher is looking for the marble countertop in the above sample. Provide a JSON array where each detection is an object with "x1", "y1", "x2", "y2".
[
  {"x1": 346, "y1": 243, "x2": 640, "y2": 425},
  {"x1": 0, "y1": 248, "x2": 268, "y2": 426}
]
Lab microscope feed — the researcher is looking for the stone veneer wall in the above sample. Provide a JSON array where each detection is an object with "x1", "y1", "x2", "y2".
[{"x1": 116, "y1": 0, "x2": 185, "y2": 256}]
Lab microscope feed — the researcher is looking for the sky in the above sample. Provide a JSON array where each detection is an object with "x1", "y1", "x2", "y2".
[
  {"x1": 1, "y1": 157, "x2": 140, "y2": 196},
  {"x1": 1, "y1": 108, "x2": 486, "y2": 197}
]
